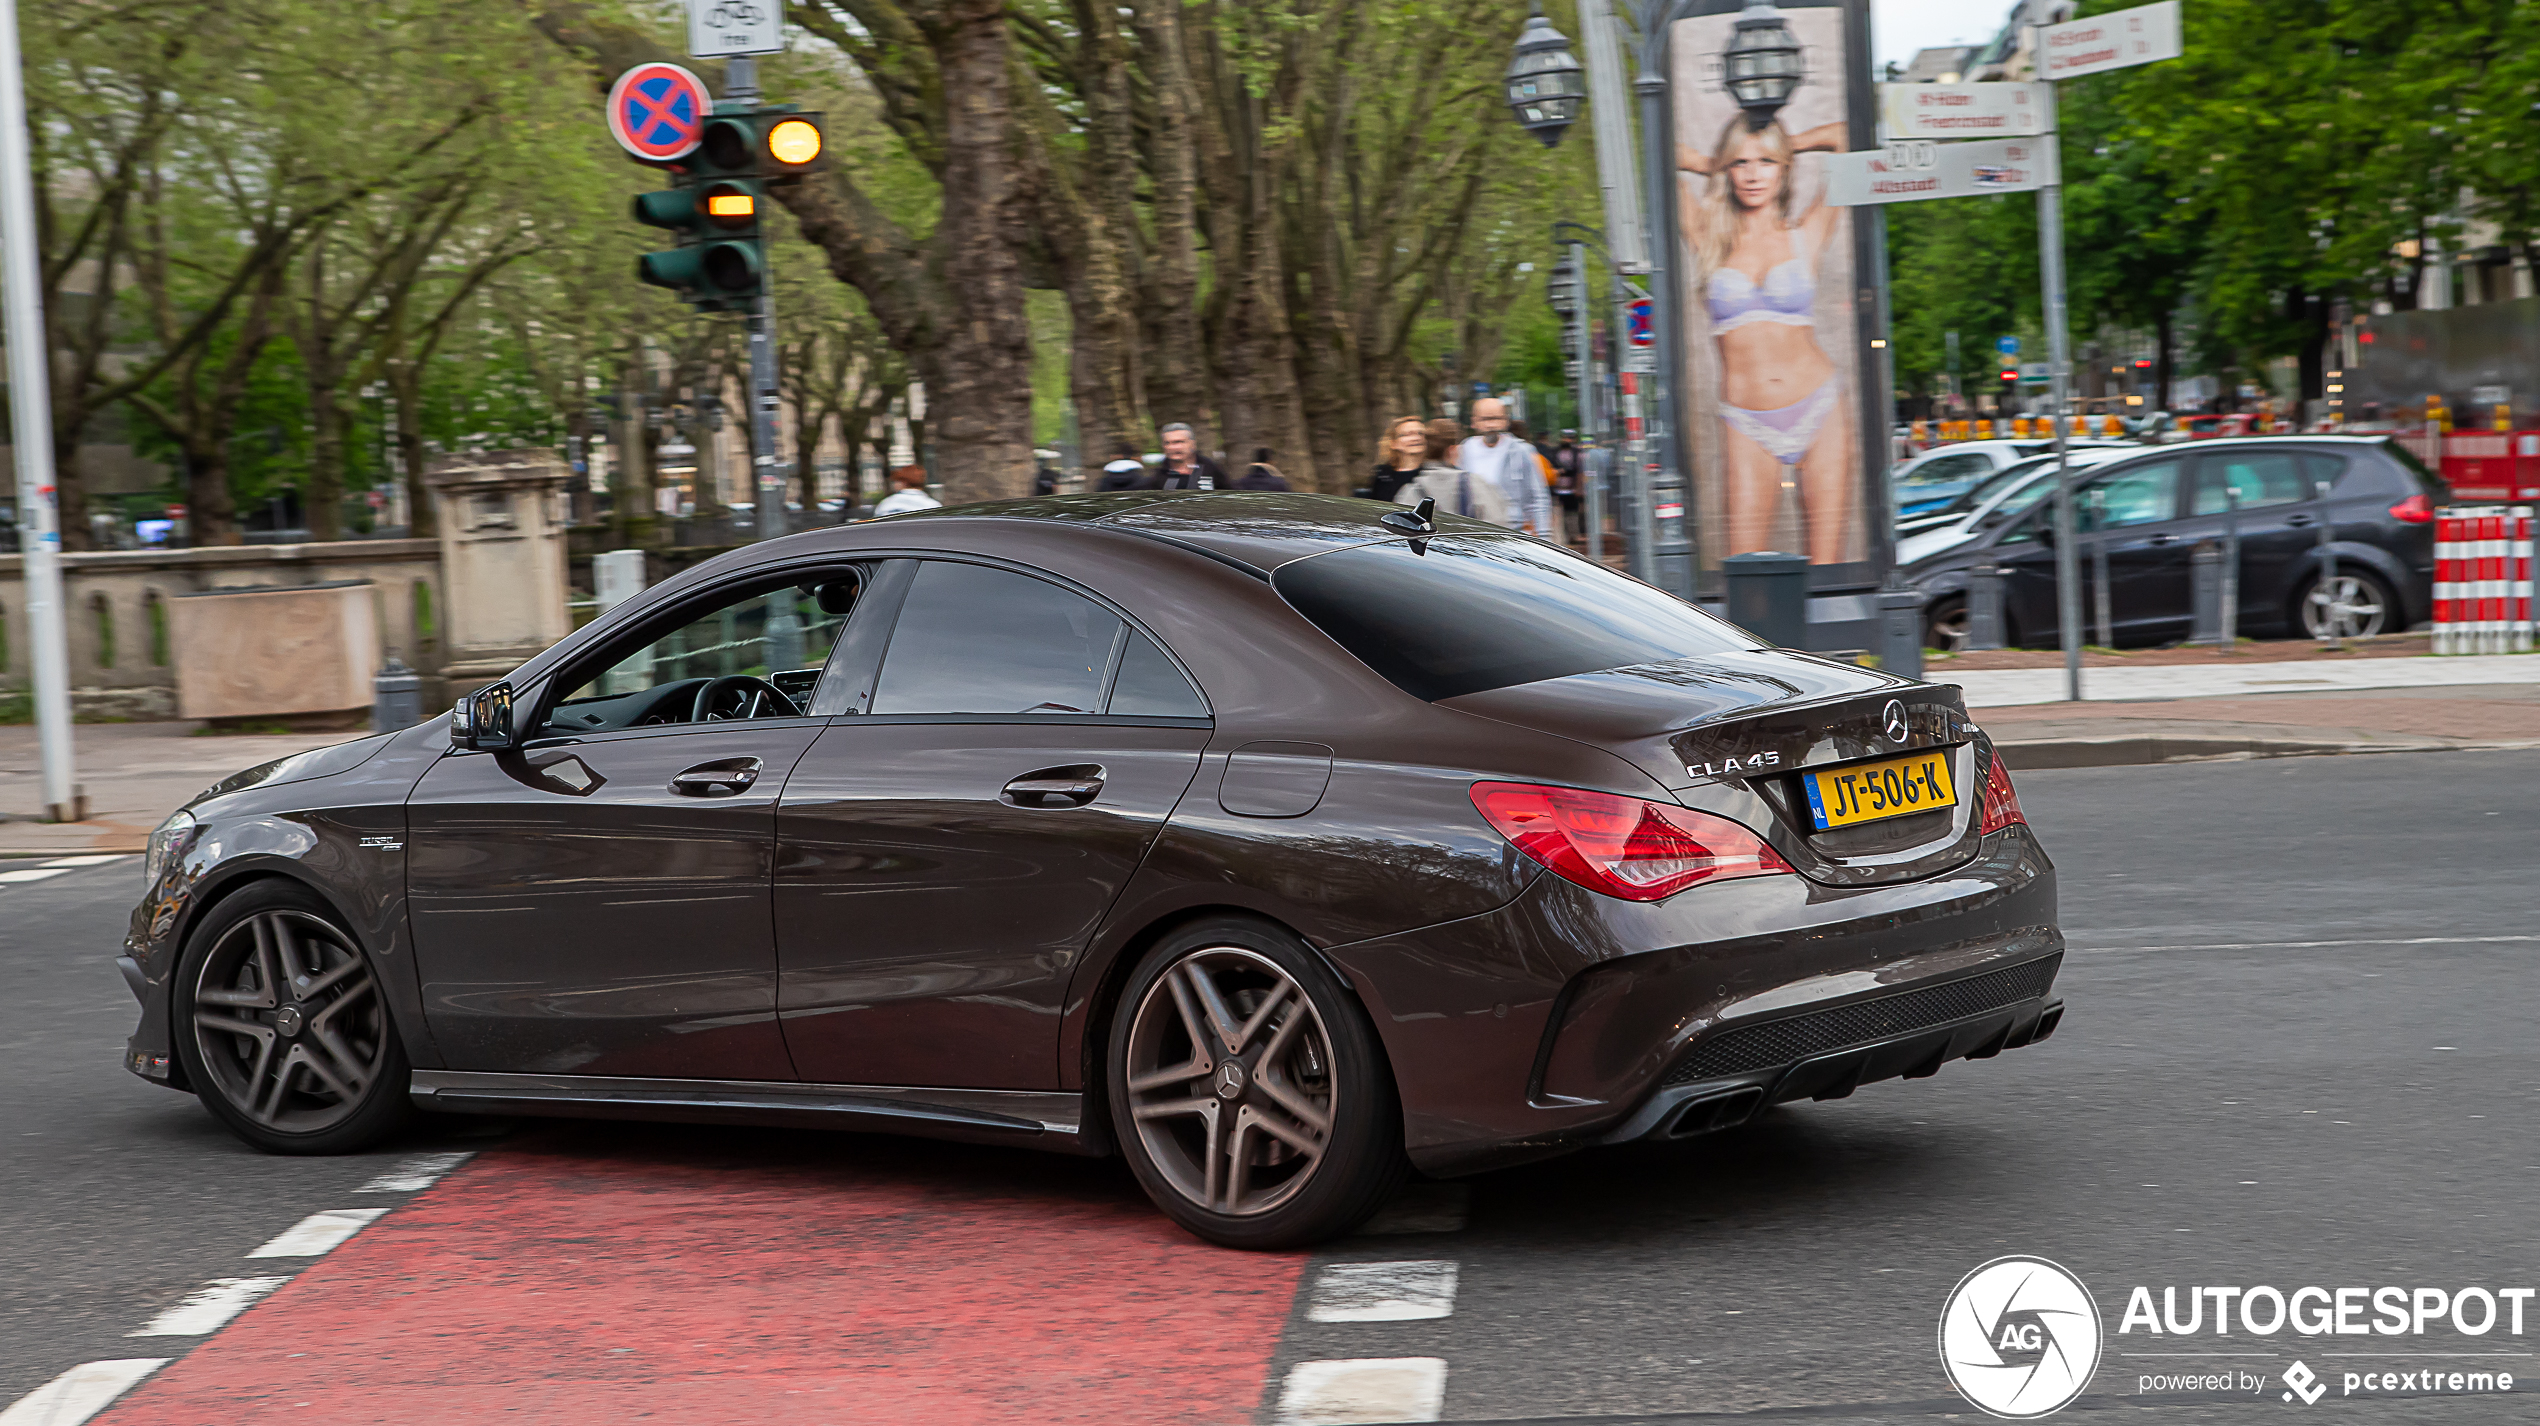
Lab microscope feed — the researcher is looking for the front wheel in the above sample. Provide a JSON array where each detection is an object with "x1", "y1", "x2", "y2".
[
  {"x1": 172, "y1": 880, "x2": 413, "y2": 1155},
  {"x1": 2297, "y1": 569, "x2": 2395, "y2": 639},
  {"x1": 1106, "y1": 918, "x2": 1407, "y2": 1249},
  {"x1": 1925, "y1": 596, "x2": 1969, "y2": 654}
]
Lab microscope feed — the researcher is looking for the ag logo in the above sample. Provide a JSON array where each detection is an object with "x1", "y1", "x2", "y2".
[{"x1": 1939, "y1": 1256, "x2": 2102, "y2": 1418}]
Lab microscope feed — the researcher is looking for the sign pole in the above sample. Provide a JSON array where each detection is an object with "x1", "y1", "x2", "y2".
[
  {"x1": 717, "y1": 55, "x2": 786, "y2": 543},
  {"x1": 2033, "y1": 52, "x2": 2084, "y2": 702},
  {"x1": 0, "y1": 0, "x2": 79, "y2": 821}
]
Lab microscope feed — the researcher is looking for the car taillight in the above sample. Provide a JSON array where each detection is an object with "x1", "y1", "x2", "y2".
[
  {"x1": 1469, "y1": 782, "x2": 1791, "y2": 902},
  {"x1": 2389, "y1": 493, "x2": 2434, "y2": 524},
  {"x1": 1977, "y1": 754, "x2": 2026, "y2": 835}
]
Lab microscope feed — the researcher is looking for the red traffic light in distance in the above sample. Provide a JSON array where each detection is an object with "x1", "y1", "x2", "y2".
[{"x1": 2000, "y1": 369, "x2": 2019, "y2": 382}]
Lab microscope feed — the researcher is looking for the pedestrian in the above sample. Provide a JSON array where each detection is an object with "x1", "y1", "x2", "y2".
[
  {"x1": 1233, "y1": 447, "x2": 1292, "y2": 491},
  {"x1": 1032, "y1": 448, "x2": 1060, "y2": 496},
  {"x1": 1456, "y1": 397, "x2": 1553, "y2": 536},
  {"x1": 1144, "y1": 422, "x2": 1230, "y2": 489},
  {"x1": 1096, "y1": 440, "x2": 1147, "y2": 491},
  {"x1": 872, "y1": 464, "x2": 941, "y2": 517},
  {"x1": 1550, "y1": 429, "x2": 1585, "y2": 541},
  {"x1": 1392, "y1": 417, "x2": 1509, "y2": 524},
  {"x1": 1370, "y1": 415, "x2": 1427, "y2": 502}
]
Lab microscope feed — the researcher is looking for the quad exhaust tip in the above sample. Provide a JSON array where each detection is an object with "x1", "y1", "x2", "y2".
[{"x1": 1663, "y1": 1086, "x2": 1766, "y2": 1138}]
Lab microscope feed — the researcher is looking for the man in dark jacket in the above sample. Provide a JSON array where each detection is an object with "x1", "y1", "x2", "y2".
[
  {"x1": 1094, "y1": 440, "x2": 1148, "y2": 491},
  {"x1": 1144, "y1": 423, "x2": 1230, "y2": 489}
]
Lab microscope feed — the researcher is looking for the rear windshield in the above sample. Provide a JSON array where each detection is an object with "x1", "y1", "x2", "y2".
[
  {"x1": 1272, "y1": 536, "x2": 1756, "y2": 701},
  {"x1": 2376, "y1": 438, "x2": 2451, "y2": 500}
]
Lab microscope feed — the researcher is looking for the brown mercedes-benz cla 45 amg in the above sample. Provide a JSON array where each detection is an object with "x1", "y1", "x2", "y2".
[{"x1": 122, "y1": 493, "x2": 2062, "y2": 1247}]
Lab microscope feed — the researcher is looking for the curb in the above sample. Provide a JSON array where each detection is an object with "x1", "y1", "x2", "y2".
[{"x1": 1996, "y1": 735, "x2": 2540, "y2": 770}]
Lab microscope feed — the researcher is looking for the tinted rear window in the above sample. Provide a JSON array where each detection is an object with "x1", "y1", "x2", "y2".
[{"x1": 1272, "y1": 536, "x2": 1756, "y2": 701}]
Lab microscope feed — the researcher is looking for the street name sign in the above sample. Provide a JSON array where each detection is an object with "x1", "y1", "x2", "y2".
[
  {"x1": 606, "y1": 62, "x2": 711, "y2": 163},
  {"x1": 1823, "y1": 137, "x2": 2058, "y2": 207},
  {"x1": 689, "y1": 0, "x2": 783, "y2": 58},
  {"x1": 2040, "y1": 0, "x2": 2182, "y2": 81},
  {"x1": 1877, "y1": 82, "x2": 2046, "y2": 140}
]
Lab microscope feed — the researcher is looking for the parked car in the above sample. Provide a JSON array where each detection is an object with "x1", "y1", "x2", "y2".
[
  {"x1": 1892, "y1": 439, "x2": 2127, "y2": 518},
  {"x1": 123, "y1": 492, "x2": 2066, "y2": 1249},
  {"x1": 1895, "y1": 447, "x2": 2135, "y2": 566},
  {"x1": 1904, "y1": 436, "x2": 2442, "y2": 650}
]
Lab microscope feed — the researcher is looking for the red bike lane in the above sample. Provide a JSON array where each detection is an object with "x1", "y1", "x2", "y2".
[{"x1": 99, "y1": 1124, "x2": 1306, "y2": 1425}]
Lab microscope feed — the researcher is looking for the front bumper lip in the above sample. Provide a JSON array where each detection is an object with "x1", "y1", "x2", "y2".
[{"x1": 1598, "y1": 975, "x2": 2066, "y2": 1145}]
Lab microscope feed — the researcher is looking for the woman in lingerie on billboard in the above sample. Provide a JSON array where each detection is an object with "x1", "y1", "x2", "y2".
[{"x1": 1680, "y1": 113, "x2": 1853, "y2": 565}]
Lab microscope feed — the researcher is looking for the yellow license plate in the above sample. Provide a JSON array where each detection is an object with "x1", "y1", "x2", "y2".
[{"x1": 1803, "y1": 750, "x2": 1957, "y2": 830}]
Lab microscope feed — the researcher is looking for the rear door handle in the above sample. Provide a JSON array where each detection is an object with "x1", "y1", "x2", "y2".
[
  {"x1": 1003, "y1": 765, "x2": 1105, "y2": 808},
  {"x1": 671, "y1": 757, "x2": 763, "y2": 796},
  {"x1": 2285, "y1": 513, "x2": 2316, "y2": 527},
  {"x1": 2145, "y1": 532, "x2": 2180, "y2": 546}
]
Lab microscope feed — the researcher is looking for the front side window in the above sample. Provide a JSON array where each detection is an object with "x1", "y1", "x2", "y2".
[
  {"x1": 2190, "y1": 451, "x2": 2309, "y2": 514},
  {"x1": 2077, "y1": 460, "x2": 2180, "y2": 531},
  {"x1": 870, "y1": 561, "x2": 1205, "y2": 717},
  {"x1": 1273, "y1": 535, "x2": 1754, "y2": 701},
  {"x1": 543, "y1": 569, "x2": 862, "y2": 733}
]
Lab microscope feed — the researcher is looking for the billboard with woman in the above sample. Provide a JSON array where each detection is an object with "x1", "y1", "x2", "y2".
[{"x1": 1669, "y1": 0, "x2": 1880, "y2": 584}]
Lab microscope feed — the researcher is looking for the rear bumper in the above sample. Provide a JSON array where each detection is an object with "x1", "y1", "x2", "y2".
[{"x1": 1325, "y1": 824, "x2": 2060, "y2": 1176}]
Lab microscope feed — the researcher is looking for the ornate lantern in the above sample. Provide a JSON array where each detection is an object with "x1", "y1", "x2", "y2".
[
  {"x1": 1723, "y1": 0, "x2": 1804, "y2": 121},
  {"x1": 1545, "y1": 255, "x2": 1580, "y2": 321},
  {"x1": 1504, "y1": 9, "x2": 1586, "y2": 148}
]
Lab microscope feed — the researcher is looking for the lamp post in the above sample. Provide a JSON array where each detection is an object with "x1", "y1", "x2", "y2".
[
  {"x1": 1547, "y1": 226, "x2": 1606, "y2": 563},
  {"x1": 1721, "y1": 0, "x2": 1805, "y2": 119}
]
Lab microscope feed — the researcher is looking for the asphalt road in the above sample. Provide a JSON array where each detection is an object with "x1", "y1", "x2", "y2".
[{"x1": 3, "y1": 750, "x2": 2535, "y2": 1423}]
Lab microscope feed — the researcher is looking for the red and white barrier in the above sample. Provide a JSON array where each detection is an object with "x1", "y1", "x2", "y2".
[{"x1": 2433, "y1": 505, "x2": 2534, "y2": 654}]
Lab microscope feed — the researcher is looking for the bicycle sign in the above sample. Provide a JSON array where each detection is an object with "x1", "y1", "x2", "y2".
[{"x1": 689, "y1": 0, "x2": 783, "y2": 58}]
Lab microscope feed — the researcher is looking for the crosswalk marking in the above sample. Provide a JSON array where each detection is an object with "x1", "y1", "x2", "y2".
[
  {"x1": 355, "y1": 1151, "x2": 476, "y2": 1193},
  {"x1": 246, "y1": 1207, "x2": 387, "y2": 1258},
  {"x1": 0, "y1": 1358, "x2": 169, "y2": 1426},
  {"x1": 1274, "y1": 1357, "x2": 1448, "y2": 1425},
  {"x1": 129, "y1": 1277, "x2": 291, "y2": 1337},
  {"x1": 1305, "y1": 1261, "x2": 1460, "y2": 1323}
]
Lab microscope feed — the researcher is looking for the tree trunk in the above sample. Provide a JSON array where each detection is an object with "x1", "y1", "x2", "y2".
[
  {"x1": 2154, "y1": 308, "x2": 2175, "y2": 412},
  {"x1": 923, "y1": 0, "x2": 1035, "y2": 504},
  {"x1": 1131, "y1": 0, "x2": 1215, "y2": 448},
  {"x1": 1190, "y1": 39, "x2": 1312, "y2": 491}
]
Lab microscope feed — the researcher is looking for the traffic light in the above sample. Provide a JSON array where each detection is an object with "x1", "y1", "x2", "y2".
[
  {"x1": 1999, "y1": 368, "x2": 2019, "y2": 386},
  {"x1": 632, "y1": 105, "x2": 825, "y2": 312}
]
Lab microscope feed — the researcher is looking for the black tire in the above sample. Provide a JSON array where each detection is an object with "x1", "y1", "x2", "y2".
[
  {"x1": 2295, "y1": 568, "x2": 2397, "y2": 639},
  {"x1": 171, "y1": 879, "x2": 413, "y2": 1155},
  {"x1": 1105, "y1": 917, "x2": 1408, "y2": 1249},
  {"x1": 1924, "y1": 596, "x2": 1969, "y2": 654}
]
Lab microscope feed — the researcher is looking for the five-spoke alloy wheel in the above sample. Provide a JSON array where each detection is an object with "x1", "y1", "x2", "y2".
[
  {"x1": 1108, "y1": 919, "x2": 1405, "y2": 1248},
  {"x1": 174, "y1": 881, "x2": 411, "y2": 1154}
]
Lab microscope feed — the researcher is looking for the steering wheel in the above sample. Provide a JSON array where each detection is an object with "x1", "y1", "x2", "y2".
[{"x1": 689, "y1": 675, "x2": 802, "y2": 723}]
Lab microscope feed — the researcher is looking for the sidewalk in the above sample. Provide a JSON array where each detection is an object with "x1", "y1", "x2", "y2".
[{"x1": 0, "y1": 723, "x2": 347, "y2": 856}]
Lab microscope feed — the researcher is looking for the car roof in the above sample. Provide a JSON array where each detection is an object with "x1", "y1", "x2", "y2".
[{"x1": 861, "y1": 490, "x2": 1449, "y2": 573}]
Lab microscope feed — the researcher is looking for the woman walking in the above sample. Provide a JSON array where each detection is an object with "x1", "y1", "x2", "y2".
[
  {"x1": 1390, "y1": 417, "x2": 1508, "y2": 525},
  {"x1": 1369, "y1": 415, "x2": 1428, "y2": 503},
  {"x1": 1679, "y1": 114, "x2": 1854, "y2": 565}
]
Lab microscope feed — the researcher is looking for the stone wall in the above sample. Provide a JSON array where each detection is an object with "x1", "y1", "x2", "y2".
[{"x1": 0, "y1": 541, "x2": 444, "y2": 719}]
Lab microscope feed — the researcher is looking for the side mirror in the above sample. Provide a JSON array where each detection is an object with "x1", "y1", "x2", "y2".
[{"x1": 451, "y1": 682, "x2": 516, "y2": 752}]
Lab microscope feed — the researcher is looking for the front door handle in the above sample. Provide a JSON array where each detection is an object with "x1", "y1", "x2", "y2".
[
  {"x1": 1002, "y1": 765, "x2": 1105, "y2": 808},
  {"x1": 671, "y1": 757, "x2": 763, "y2": 796},
  {"x1": 2145, "y1": 531, "x2": 2180, "y2": 546},
  {"x1": 2285, "y1": 513, "x2": 2316, "y2": 527}
]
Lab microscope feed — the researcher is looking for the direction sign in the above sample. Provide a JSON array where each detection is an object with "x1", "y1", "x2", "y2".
[
  {"x1": 2040, "y1": 0, "x2": 2182, "y2": 81},
  {"x1": 1822, "y1": 137, "x2": 2058, "y2": 207},
  {"x1": 1626, "y1": 299, "x2": 1655, "y2": 348},
  {"x1": 689, "y1": 0, "x2": 783, "y2": 59},
  {"x1": 606, "y1": 62, "x2": 710, "y2": 163},
  {"x1": 1996, "y1": 335, "x2": 2020, "y2": 356},
  {"x1": 1878, "y1": 83, "x2": 2046, "y2": 140}
]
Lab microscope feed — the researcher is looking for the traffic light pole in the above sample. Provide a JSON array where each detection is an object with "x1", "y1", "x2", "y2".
[{"x1": 722, "y1": 56, "x2": 787, "y2": 545}]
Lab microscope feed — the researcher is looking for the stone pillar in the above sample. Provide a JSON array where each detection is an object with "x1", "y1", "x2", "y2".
[{"x1": 427, "y1": 448, "x2": 572, "y2": 693}]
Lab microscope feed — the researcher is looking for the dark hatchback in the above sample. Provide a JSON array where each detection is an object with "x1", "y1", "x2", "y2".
[
  {"x1": 1904, "y1": 435, "x2": 2444, "y2": 650},
  {"x1": 123, "y1": 494, "x2": 2064, "y2": 1248}
]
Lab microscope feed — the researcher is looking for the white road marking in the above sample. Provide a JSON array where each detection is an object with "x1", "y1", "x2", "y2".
[
  {"x1": 128, "y1": 1277, "x2": 291, "y2": 1336},
  {"x1": 0, "y1": 867, "x2": 70, "y2": 884},
  {"x1": 354, "y1": 1151, "x2": 475, "y2": 1193},
  {"x1": 0, "y1": 1358, "x2": 169, "y2": 1426},
  {"x1": 1274, "y1": 1358, "x2": 1448, "y2": 1425},
  {"x1": 39, "y1": 855, "x2": 130, "y2": 868},
  {"x1": 2083, "y1": 934, "x2": 2540, "y2": 953},
  {"x1": 1305, "y1": 1261, "x2": 1459, "y2": 1323},
  {"x1": 246, "y1": 1207, "x2": 388, "y2": 1258},
  {"x1": 1355, "y1": 1182, "x2": 1468, "y2": 1236}
]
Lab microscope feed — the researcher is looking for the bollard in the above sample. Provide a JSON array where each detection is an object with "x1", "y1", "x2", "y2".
[
  {"x1": 2188, "y1": 540, "x2": 2224, "y2": 645},
  {"x1": 1723, "y1": 550, "x2": 1810, "y2": 649},
  {"x1": 373, "y1": 654, "x2": 423, "y2": 733},
  {"x1": 1966, "y1": 564, "x2": 2006, "y2": 651},
  {"x1": 1878, "y1": 587, "x2": 1924, "y2": 679}
]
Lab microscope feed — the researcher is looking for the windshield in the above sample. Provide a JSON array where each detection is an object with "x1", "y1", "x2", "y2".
[
  {"x1": 1952, "y1": 457, "x2": 2057, "y2": 515},
  {"x1": 1273, "y1": 536, "x2": 1757, "y2": 701}
]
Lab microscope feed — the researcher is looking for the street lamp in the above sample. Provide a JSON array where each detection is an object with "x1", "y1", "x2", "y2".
[
  {"x1": 1504, "y1": 8, "x2": 1586, "y2": 148},
  {"x1": 1545, "y1": 255, "x2": 1580, "y2": 321},
  {"x1": 1723, "y1": 0, "x2": 1804, "y2": 122}
]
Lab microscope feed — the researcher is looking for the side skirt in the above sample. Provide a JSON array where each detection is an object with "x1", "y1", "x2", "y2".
[{"x1": 408, "y1": 1070, "x2": 1101, "y2": 1156}]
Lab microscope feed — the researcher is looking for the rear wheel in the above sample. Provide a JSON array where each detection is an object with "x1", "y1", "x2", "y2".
[
  {"x1": 1925, "y1": 596, "x2": 1969, "y2": 653},
  {"x1": 1107, "y1": 918, "x2": 1406, "y2": 1249},
  {"x1": 172, "y1": 880, "x2": 412, "y2": 1155},
  {"x1": 2297, "y1": 569, "x2": 2395, "y2": 639}
]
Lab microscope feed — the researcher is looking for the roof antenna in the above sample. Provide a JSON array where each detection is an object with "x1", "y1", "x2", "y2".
[{"x1": 1380, "y1": 497, "x2": 1436, "y2": 534}]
